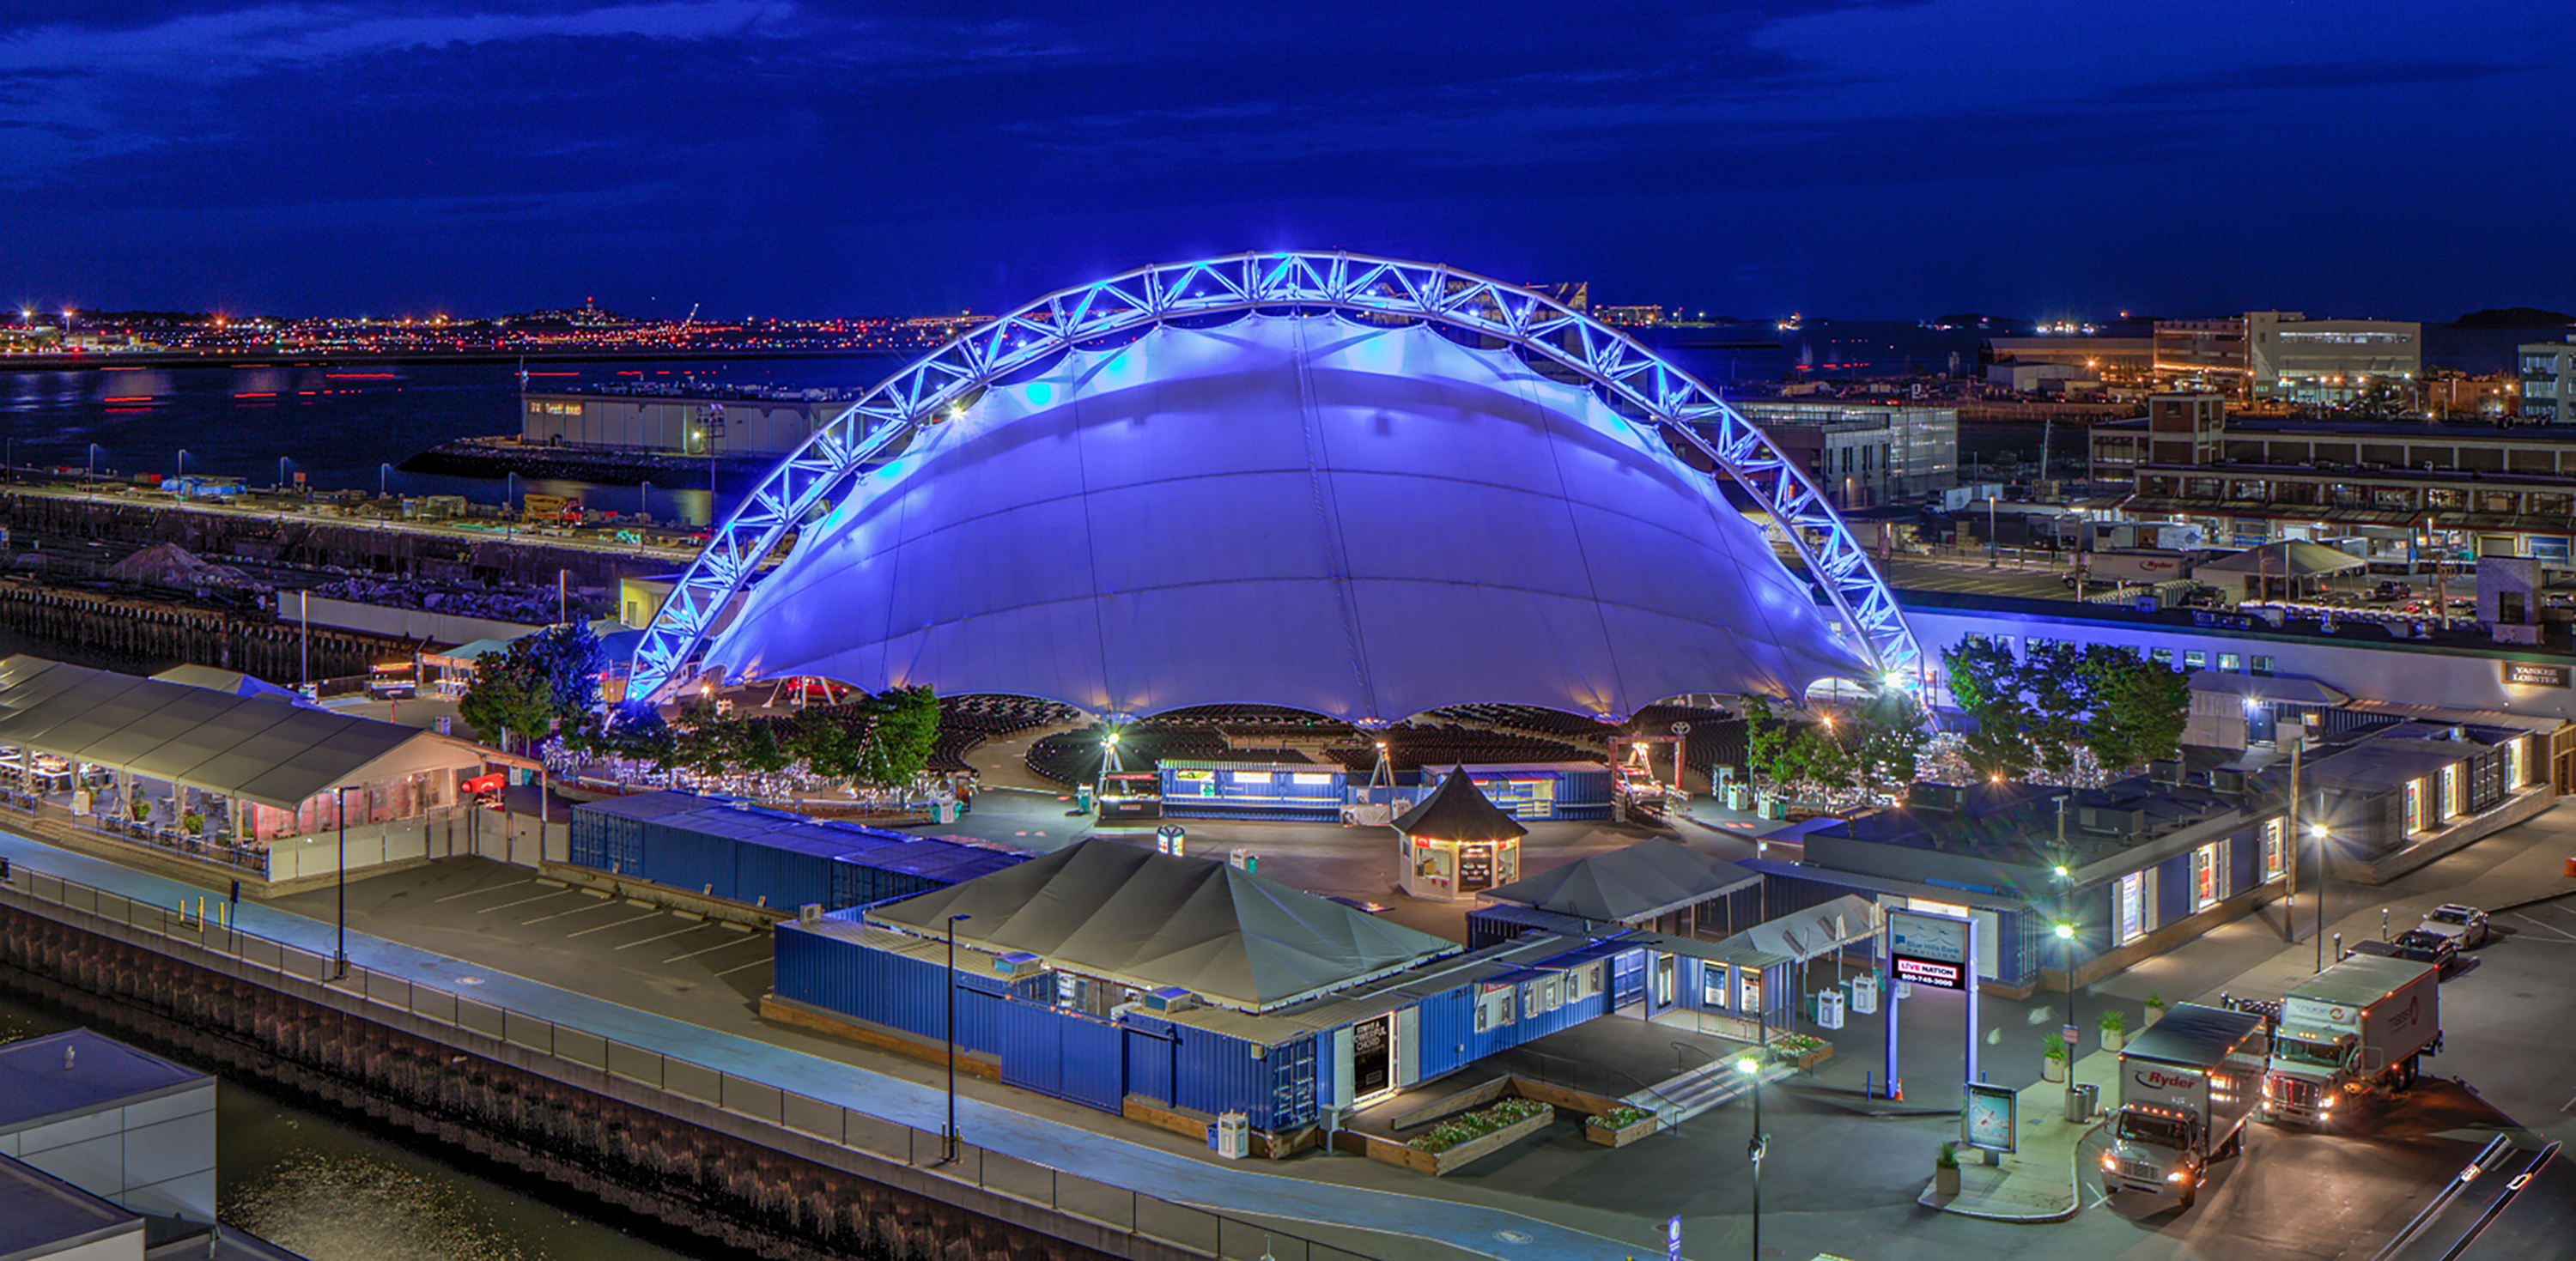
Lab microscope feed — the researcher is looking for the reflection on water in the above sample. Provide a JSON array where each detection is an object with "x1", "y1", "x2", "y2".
[{"x1": 0, "y1": 987, "x2": 705, "y2": 1261}]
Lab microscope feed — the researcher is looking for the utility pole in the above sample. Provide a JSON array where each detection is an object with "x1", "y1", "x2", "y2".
[{"x1": 2282, "y1": 737, "x2": 2300, "y2": 944}]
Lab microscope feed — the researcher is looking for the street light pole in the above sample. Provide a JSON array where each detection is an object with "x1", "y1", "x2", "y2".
[
  {"x1": 2312, "y1": 820, "x2": 2329, "y2": 973},
  {"x1": 1735, "y1": 1033, "x2": 1767, "y2": 1260},
  {"x1": 945, "y1": 912, "x2": 972, "y2": 1164},
  {"x1": 333, "y1": 785, "x2": 358, "y2": 979}
]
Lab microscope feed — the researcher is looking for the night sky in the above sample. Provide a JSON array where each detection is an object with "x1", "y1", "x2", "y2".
[{"x1": 4, "y1": 1, "x2": 2568, "y2": 322}]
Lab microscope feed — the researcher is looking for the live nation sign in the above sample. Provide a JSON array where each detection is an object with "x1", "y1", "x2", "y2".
[{"x1": 1887, "y1": 910, "x2": 1970, "y2": 991}]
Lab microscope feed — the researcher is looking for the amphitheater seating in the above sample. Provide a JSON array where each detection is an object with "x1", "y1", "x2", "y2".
[{"x1": 929, "y1": 694, "x2": 1084, "y2": 773}]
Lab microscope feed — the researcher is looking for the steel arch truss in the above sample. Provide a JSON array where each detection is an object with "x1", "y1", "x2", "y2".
[{"x1": 626, "y1": 252, "x2": 1922, "y2": 700}]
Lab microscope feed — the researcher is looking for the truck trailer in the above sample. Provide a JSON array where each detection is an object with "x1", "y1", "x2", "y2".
[
  {"x1": 2263, "y1": 955, "x2": 2441, "y2": 1126},
  {"x1": 2103, "y1": 1003, "x2": 2268, "y2": 1209}
]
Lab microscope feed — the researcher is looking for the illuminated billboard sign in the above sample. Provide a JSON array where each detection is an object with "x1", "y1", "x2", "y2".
[{"x1": 1888, "y1": 909, "x2": 1970, "y2": 991}]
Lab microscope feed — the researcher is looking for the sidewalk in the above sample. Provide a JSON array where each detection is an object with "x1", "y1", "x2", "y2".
[{"x1": 1917, "y1": 1049, "x2": 2117, "y2": 1222}]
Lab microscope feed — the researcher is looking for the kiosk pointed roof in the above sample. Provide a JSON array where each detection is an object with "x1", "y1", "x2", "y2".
[{"x1": 1393, "y1": 769, "x2": 1528, "y2": 843}]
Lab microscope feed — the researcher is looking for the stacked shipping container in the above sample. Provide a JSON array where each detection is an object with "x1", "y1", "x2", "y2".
[{"x1": 567, "y1": 791, "x2": 1024, "y2": 912}]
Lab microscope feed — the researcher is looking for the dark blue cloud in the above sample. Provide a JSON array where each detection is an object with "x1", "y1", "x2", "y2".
[{"x1": 0, "y1": 0, "x2": 2566, "y2": 320}]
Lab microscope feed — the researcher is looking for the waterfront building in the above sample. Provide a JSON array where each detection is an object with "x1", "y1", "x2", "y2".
[
  {"x1": 521, "y1": 385, "x2": 862, "y2": 458},
  {"x1": 1732, "y1": 401, "x2": 1961, "y2": 504},
  {"x1": 2245, "y1": 311, "x2": 2421, "y2": 403},
  {"x1": 2153, "y1": 318, "x2": 2251, "y2": 395},
  {"x1": 2518, "y1": 334, "x2": 2576, "y2": 423},
  {"x1": 2085, "y1": 395, "x2": 2576, "y2": 564},
  {"x1": 1984, "y1": 336, "x2": 2154, "y2": 384}
]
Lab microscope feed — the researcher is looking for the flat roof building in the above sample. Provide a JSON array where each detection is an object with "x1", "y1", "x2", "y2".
[
  {"x1": 2245, "y1": 312, "x2": 2421, "y2": 403},
  {"x1": 2518, "y1": 335, "x2": 2576, "y2": 424},
  {"x1": 1733, "y1": 402, "x2": 1959, "y2": 502}
]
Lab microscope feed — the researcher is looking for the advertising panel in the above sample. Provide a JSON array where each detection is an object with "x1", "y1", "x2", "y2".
[
  {"x1": 1962, "y1": 1081, "x2": 2017, "y2": 1152},
  {"x1": 1888, "y1": 910, "x2": 1969, "y2": 991}
]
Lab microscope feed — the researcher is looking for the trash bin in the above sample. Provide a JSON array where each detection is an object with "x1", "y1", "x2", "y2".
[
  {"x1": 1215, "y1": 1112, "x2": 1250, "y2": 1160},
  {"x1": 1816, "y1": 988, "x2": 1846, "y2": 1031},
  {"x1": 2066, "y1": 1082, "x2": 2098, "y2": 1123},
  {"x1": 1074, "y1": 785, "x2": 1094, "y2": 813}
]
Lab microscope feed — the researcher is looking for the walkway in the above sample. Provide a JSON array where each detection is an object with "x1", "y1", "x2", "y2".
[
  {"x1": 1917, "y1": 1049, "x2": 2117, "y2": 1222},
  {"x1": 0, "y1": 826, "x2": 1660, "y2": 1261}
]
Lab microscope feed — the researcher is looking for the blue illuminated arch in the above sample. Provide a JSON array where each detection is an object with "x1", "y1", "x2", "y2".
[{"x1": 627, "y1": 252, "x2": 1920, "y2": 701}]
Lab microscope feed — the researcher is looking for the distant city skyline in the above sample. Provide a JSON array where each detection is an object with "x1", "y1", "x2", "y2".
[{"x1": 3, "y1": 1, "x2": 2569, "y2": 322}]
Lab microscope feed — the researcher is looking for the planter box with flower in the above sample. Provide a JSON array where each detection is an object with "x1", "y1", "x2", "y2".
[
  {"x1": 1770, "y1": 1032, "x2": 1833, "y2": 1072},
  {"x1": 1584, "y1": 1104, "x2": 1658, "y2": 1149},
  {"x1": 1934, "y1": 1141, "x2": 1961, "y2": 1197},
  {"x1": 2041, "y1": 1031, "x2": 2068, "y2": 1082},
  {"x1": 2099, "y1": 1009, "x2": 2126, "y2": 1053},
  {"x1": 1406, "y1": 1098, "x2": 1557, "y2": 1175}
]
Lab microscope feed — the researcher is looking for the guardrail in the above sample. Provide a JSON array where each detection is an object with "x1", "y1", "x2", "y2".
[{"x1": 0, "y1": 863, "x2": 1384, "y2": 1261}]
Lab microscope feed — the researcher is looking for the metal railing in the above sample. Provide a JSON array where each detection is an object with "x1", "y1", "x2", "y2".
[{"x1": 0, "y1": 864, "x2": 1388, "y2": 1261}]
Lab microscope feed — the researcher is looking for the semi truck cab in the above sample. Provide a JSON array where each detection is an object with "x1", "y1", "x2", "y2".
[
  {"x1": 2261, "y1": 1025, "x2": 2350, "y2": 1124},
  {"x1": 2107, "y1": 1103, "x2": 2211, "y2": 1198}
]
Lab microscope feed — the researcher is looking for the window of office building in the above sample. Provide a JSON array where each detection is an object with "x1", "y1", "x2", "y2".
[
  {"x1": 2219, "y1": 652, "x2": 2241, "y2": 672},
  {"x1": 2251, "y1": 655, "x2": 2275, "y2": 676},
  {"x1": 2117, "y1": 871, "x2": 2149, "y2": 944},
  {"x1": 2406, "y1": 779, "x2": 2424, "y2": 831},
  {"x1": 2194, "y1": 840, "x2": 2226, "y2": 910},
  {"x1": 2262, "y1": 821, "x2": 2286, "y2": 882},
  {"x1": 2184, "y1": 650, "x2": 2207, "y2": 669},
  {"x1": 2152, "y1": 647, "x2": 2176, "y2": 667}
]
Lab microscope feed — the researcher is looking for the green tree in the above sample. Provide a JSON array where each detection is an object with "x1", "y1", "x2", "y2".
[
  {"x1": 458, "y1": 663, "x2": 549, "y2": 753},
  {"x1": 786, "y1": 706, "x2": 871, "y2": 781},
  {"x1": 1941, "y1": 639, "x2": 2193, "y2": 780},
  {"x1": 2079, "y1": 646, "x2": 2190, "y2": 770},
  {"x1": 457, "y1": 622, "x2": 605, "y2": 753},
  {"x1": 1850, "y1": 688, "x2": 1932, "y2": 788},
  {"x1": 736, "y1": 718, "x2": 793, "y2": 778},
  {"x1": 1944, "y1": 638, "x2": 2038, "y2": 779},
  {"x1": 858, "y1": 686, "x2": 940, "y2": 787},
  {"x1": 1742, "y1": 695, "x2": 1790, "y2": 791}
]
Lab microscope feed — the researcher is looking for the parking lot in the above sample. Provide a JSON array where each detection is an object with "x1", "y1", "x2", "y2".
[{"x1": 268, "y1": 860, "x2": 775, "y2": 1024}]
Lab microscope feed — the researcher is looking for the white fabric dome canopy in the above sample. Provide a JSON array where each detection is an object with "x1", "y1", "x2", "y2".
[{"x1": 699, "y1": 313, "x2": 1868, "y2": 722}]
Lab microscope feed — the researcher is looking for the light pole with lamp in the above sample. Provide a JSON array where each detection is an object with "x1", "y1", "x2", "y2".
[
  {"x1": 175, "y1": 449, "x2": 190, "y2": 482},
  {"x1": 2311, "y1": 821, "x2": 2330, "y2": 973},
  {"x1": 1735, "y1": 1037, "x2": 1768, "y2": 1260},
  {"x1": 332, "y1": 785, "x2": 361, "y2": 979},
  {"x1": 379, "y1": 463, "x2": 392, "y2": 498},
  {"x1": 944, "y1": 912, "x2": 973, "y2": 1164},
  {"x1": 277, "y1": 456, "x2": 292, "y2": 492},
  {"x1": 86, "y1": 443, "x2": 101, "y2": 481},
  {"x1": 2054, "y1": 919, "x2": 2079, "y2": 1109}
]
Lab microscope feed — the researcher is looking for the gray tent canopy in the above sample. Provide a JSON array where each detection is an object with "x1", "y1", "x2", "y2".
[
  {"x1": 0, "y1": 656, "x2": 477, "y2": 810},
  {"x1": 2193, "y1": 541, "x2": 2367, "y2": 577},
  {"x1": 867, "y1": 840, "x2": 1459, "y2": 1011},
  {"x1": 1393, "y1": 769, "x2": 1528, "y2": 842},
  {"x1": 1479, "y1": 838, "x2": 1757, "y2": 925}
]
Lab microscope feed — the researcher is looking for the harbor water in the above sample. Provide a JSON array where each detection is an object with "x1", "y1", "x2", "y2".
[{"x1": 0, "y1": 985, "x2": 712, "y2": 1261}]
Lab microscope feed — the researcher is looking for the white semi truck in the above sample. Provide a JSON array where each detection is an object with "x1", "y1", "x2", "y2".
[
  {"x1": 2102, "y1": 1003, "x2": 2268, "y2": 1209},
  {"x1": 2263, "y1": 954, "x2": 2441, "y2": 1126}
]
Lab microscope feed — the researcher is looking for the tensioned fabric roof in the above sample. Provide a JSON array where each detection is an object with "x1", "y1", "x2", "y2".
[
  {"x1": 0, "y1": 657, "x2": 481, "y2": 810},
  {"x1": 701, "y1": 313, "x2": 1869, "y2": 723},
  {"x1": 866, "y1": 839, "x2": 1459, "y2": 1011},
  {"x1": 1480, "y1": 838, "x2": 1757, "y2": 924},
  {"x1": 2193, "y1": 540, "x2": 2368, "y2": 577}
]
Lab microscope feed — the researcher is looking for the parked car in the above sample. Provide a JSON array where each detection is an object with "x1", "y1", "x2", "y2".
[
  {"x1": 2416, "y1": 903, "x2": 2492, "y2": 949},
  {"x1": 2373, "y1": 580, "x2": 2413, "y2": 601},
  {"x1": 2360, "y1": 926, "x2": 2463, "y2": 973}
]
